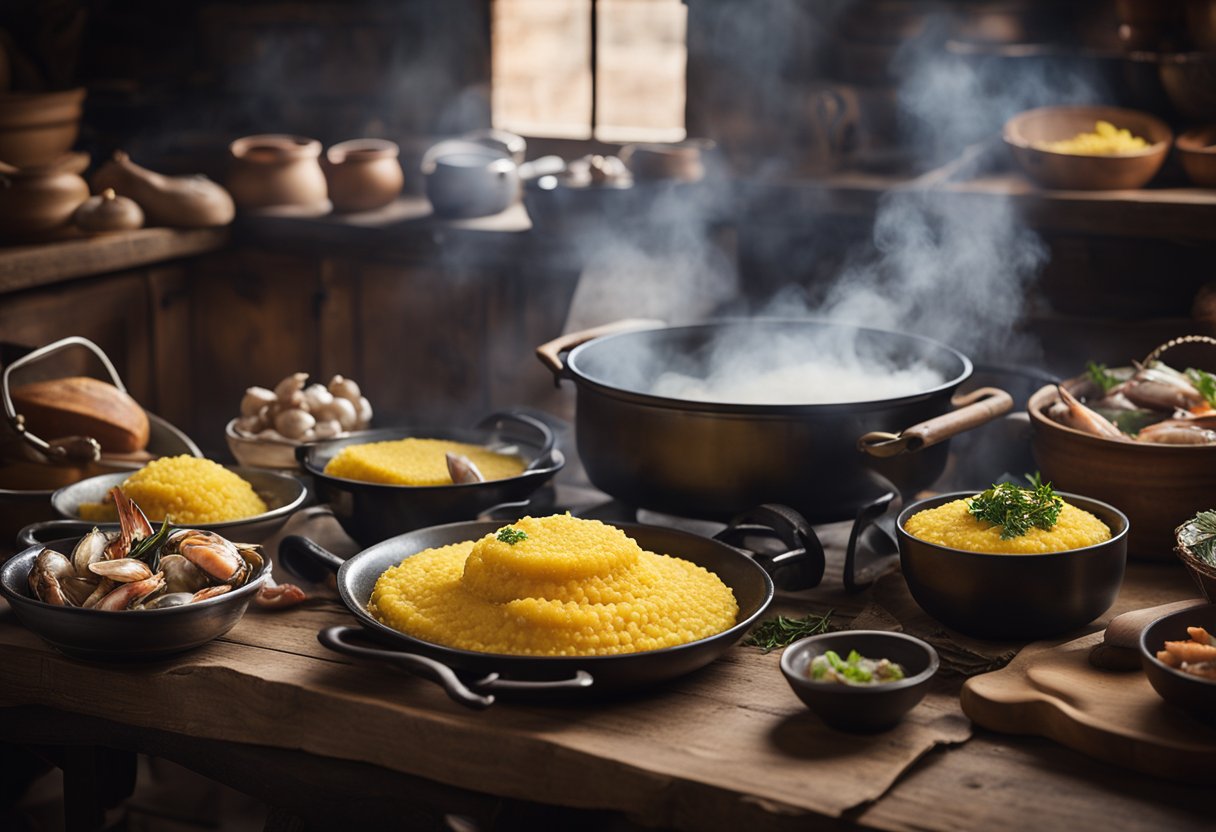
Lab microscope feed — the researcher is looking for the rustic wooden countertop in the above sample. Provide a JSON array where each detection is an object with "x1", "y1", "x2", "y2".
[{"x1": 1, "y1": 512, "x2": 1212, "y2": 832}]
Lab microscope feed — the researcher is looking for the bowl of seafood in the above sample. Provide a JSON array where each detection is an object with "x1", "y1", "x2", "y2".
[
  {"x1": 297, "y1": 411, "x2": 564, "y2": 546},
  {"x1": 0, "y1": 489, "x2": 271, "y2": 660},
  {"x1": 1028, "y1": 336, "x2": 1216, "y2": 561},
  {"x1": 226, "y1": 372, "x2": 374, "y2": 471},
  {"x1": 1139, "y1": 604, "x2": 1216, "y2": 721},
  {"x1": 897, "y1": 484, "x2": 1128, "y2": 640},
  {"x1": 780, "y1": 631, "x2": 939, "y2": 732},
  {"x1": 17, "y1": 457, "x2": 307, "y2": 549},
  {"x1": 1003, "y1": 106, "x2": 1171, "y2": 190}
]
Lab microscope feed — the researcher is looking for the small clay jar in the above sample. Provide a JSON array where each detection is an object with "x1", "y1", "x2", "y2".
[
  {"x1": 73, "y1": 188, "x2": 144, "y2": 233},
  {"x1": 0, "y1": 151, "x2": 90, "y2": 239},
  {"x1": 227, "y1": 134, "x2": 328, "y2": 211},
  {"x1": 322, "y1": 139, "x2": 404, "y2": 213}
]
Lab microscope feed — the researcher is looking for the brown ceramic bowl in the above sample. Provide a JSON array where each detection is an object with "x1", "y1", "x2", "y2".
[
  {"x1": 897, "y1": 491, "x2": 1128, "y2": 640},
  {"x1": 1176, "y1": 125, "x2": 1216, "y2": 188},
  {"x1": 1174, "y1": 514, "x2": 1216, "y2": 602},
  {"x1": 1157, "y1": 52, "x2": 1216, "y2": 123},
  {"x1": 1139, "y1": 604, "x2": 1216, "y2": 723},
  {"x1": 1028, "y1": 382, "x2": 1216, "y2": 561},
  {"x1": 227, "y1": 134, "x2": 329, "y2": 212},
  {"x1": 0, "y1": 88, "x2": 86, "y2": 168},
  {"x1": 1003, "y1": 106, "x2": 1172, "y2": 190}
]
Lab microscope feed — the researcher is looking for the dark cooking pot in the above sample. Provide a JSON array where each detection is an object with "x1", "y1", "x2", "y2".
[
  {"x1": 536, "y1": 319, "x2": 1013, "y2": 523},
  {"x1": 297, "y1": 411, "x2": 564, "y2": 546},
  {"x1": 279, "y1": 506, "x2": 822, "y2": 708}
]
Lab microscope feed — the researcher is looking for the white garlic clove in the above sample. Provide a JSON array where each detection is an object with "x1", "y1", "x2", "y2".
[
  {"x1": 355, "y1": 396, "x2": 373, "y2": 428},
  {"x1": 302, "y1": 383, "x2": 333, "y2": 411},
  {"x1": 313, "y1": 419, "x2": 343, "y2": 439},
  {"x1": 328, "y1": 374, "x2": 361, "y2": 402},
  {"x1": 275, "y1": 372, "x2": 309, "y2": 403},
  {"x1": 274, "y1": 409, "x2": 316, "y2": 440},
  {"x1": 240, "y1": 386, "x2": 277, "y2": 417}
]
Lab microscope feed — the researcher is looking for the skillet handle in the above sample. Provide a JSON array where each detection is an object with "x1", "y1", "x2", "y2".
[
  {"x1": 714, "y1": 504, "x2": 826, "y2": 591},
  {"x1": 278, "y1": 535, "x2": 346, "y2": 582},
  {"x1": 474, "y1": 410, "x2": 556, "y2": 457},
  {"x1": 318, "y1": 626, "x2": 494, "y2": 710},
  {"x1": 474, "y1": 671, "x2": 595, "y2": 694},
  {"x1": 17, "y1": 519, "x2": 101, "y2": 549},
  {"x1": 535, "y1": 318, "x2": 665, "y2": 382},
  {"x1": 857, "y1": 387, "x2": 1014, "y2": 458}
]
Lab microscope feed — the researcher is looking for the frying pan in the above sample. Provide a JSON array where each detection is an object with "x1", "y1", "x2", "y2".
[{"x1": 278, "y1": 505, "x2": 823, "y2": 709}]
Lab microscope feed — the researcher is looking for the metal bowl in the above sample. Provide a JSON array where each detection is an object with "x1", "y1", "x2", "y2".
[
  {"x1": 896, "y1": 491, "x2": 1129, "y2": 640},
  {"x1": 1139, "y1": 603, "x2": 1216, "y2": 722},
  {"x1": 16, "y1": 466, "x2": 307, "y2": 549},
  {"x1": 780, "y1": 631, "x2": 939, "y2": 732},
  {"x1": 0, "y1": 537, "x2": 270, "y2": 660}
]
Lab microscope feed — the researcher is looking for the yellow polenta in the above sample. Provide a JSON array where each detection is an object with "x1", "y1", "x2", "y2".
[
  {"x1": 368, "y1": 514, "x2": 739, "y2": 656},
  {"x1": 78, "y1": 455, "x2": 268, "y2": 524},
  {"x1": 904, "y1": 498, "x2": 1111, "y2": 554},
  {"x1": 324, "y1": 438, "x2": 524, "y2": 485}
]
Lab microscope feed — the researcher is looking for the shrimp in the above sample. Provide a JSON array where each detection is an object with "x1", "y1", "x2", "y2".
[
  {"x1": 1119, "y1": 365, "x2": 1207, "y2": 412},
  {"x1": 1052, "y1": 386, "x2": 1126, "y2": 440},
  {"x1": 1161, "y1": 639, "x2": 1216, "y2": 664},
  {"x1": 1136, "y1": 421, "x2": 1216, "y2": 445}
]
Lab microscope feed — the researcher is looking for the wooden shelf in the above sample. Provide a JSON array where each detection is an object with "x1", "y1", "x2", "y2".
[{"x1": 0, "y1": 227, "x2": 230, "y2": 295}]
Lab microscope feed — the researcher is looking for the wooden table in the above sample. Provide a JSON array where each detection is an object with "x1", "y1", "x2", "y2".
[{"x1": 1, "y1": 530, "x2": 1213, "y2": 832}]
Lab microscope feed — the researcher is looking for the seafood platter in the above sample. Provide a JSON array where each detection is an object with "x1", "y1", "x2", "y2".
[{"x1": 2, "y1": 328, "x2": 1216, "y2": 771}]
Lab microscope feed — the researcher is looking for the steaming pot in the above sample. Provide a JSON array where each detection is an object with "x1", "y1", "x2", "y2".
[{"x1": 537, "y1": 319, "x2": 1012, "y2": 522}]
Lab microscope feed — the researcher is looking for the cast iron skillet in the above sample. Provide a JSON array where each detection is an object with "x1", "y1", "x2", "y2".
[
  {"x1": 0, "y1": 537, "x2": 271, "y2": 660},
  {"x1": 297, "y1": 411, "x2": 564, "y2": 546},
  {"x1": 279, "y1": 505, "x2": 823, "y2": 708}
]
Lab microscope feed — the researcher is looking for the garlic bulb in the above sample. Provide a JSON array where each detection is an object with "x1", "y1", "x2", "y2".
[{"x1": 233, "y1": 371, "x2": 373, "y2": 443}]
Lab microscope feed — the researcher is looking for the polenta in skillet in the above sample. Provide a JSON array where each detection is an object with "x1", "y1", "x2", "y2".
[{"x1": 368, "y1": 514, "x2": 738, "y2": 656}]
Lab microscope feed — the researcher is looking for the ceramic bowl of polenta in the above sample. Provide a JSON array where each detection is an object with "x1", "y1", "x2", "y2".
[{"x1": 896, "y1": 485, "x2": 1128, "y2": 640}]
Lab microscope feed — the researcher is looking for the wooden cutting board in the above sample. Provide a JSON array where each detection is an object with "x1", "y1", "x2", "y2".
[{"x1": 961, "y1": 628, "x2": 1216, "y2": 784}]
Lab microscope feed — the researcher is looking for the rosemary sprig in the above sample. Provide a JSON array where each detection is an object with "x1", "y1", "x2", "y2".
[
  {"x1": 1086, "y1": 361, "x2": 1120, "y2": 394},
  {"x1": 128, "y1": 517, "x2": 172, "y2": 573},
  {"x1": 743, "y1": 611, "x2": 833, "y2": 653},
  {"x1": 1181, "y1": 510, "x2": 1216, "y2": 567},
  {"x1": 968, "y1": 475, "x2": 1064, "y2": 540},
  {"x1": 1185, "y1": 368, "x2": 1216, "y2": 409}
]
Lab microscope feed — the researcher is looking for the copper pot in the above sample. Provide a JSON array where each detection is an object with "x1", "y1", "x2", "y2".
[
  {"x1": 0, "y1": 152, "x2": 90, "y2": 239},
  {"x1": 322, "y1": 138, "x2": 404, "y2": 213},
  {"x1": 227, "y1": 134, "x2": 328, "y2": 211}
]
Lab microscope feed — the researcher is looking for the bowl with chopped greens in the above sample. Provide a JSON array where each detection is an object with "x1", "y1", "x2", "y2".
[
  {"x1": 896, "y1": 482, "x2": 1128, "y2": 640},
  {"x1": 1174, "y1": 511, "x2": 1216, "y2": 603},
  {"x1": 780, "y1": 630, "x2": 939, "y2": 732}
]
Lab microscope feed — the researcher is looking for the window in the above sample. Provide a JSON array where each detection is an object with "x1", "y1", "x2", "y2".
[{"x1": 491, "y1": 0, "x2": 687, "y2": 142}]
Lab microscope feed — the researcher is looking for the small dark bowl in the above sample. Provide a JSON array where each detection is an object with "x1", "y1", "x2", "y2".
[
  {"x1": 897, "y1": 492, "x2": 1129, "y2": 640},
  {"x1": 1139, "y1": 604, "x2": 1216, "y2": 722},
  {"x1": 16, "y1": 466, "x2": 308, "y2": 549},
  {"x1": 0, "y1": 537, "x2": 270, "y2": 660},
  {"x1": 297, "y1": 411, "x2": 564, "y2": 546},
  {"x1": 780, "y1": 631, "x2": 939, "y2": 732}
]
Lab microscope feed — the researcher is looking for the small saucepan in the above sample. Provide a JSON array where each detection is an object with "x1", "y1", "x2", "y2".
[
  {"x1": 297, "y1": 411, "x2": 565, "y2": 547},
  {"x1": 279, "y1": 505, "x2": 825, "y2": 708}
]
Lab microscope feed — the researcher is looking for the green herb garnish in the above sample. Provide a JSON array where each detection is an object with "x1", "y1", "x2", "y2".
[
  {"x1": 1185, "y1": 368, "x2": 1216, "y2": 408},
  {"x1": 1086, "y1": 361, "x2": 1120, "y2": 394},
  {"x1": 744, "y1": 611, "x2": 833, "y2": 653},
  {"x1": 128, "y1": 517, "x2": 172, "y2": 573},
  {"x1": 1181, "y1": 510, "x2": 1216, "y2": 567},
  {"x1": 968, "y1": 476, "x2": 1064, "y2": 540},
  {"x1": 496, "y1": 527, "x2": 528, "y2": 545}
]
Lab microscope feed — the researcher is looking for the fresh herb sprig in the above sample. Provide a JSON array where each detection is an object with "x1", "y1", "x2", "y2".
[
  {"x1": 496, "y1": 527, "x2": 528, "y2": 545},
  {"x1": 744, "y1": 611, "x2": 833, "y2": 653},
  {"x1": 1181, "y1": 510, "x2": 1216, "y2": 567},
  {"x1": 1086, "y1": 361, "x2": 1120, "y2": 393},
  {"x1": 1185, "y1": 368, "x2": 1216, "y2": 409},
  {"x1": 968, "y1": 475, "x2": 1064, "y2": 540},
  {"x1": 128, "y1": 517, "x2": 172, "y2": 573}
]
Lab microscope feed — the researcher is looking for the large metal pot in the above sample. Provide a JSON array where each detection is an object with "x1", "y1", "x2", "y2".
[{"x1": 537, "y1": 319, "x2": 1012, "y2": 522}]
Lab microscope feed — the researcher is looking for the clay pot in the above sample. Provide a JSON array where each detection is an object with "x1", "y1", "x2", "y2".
[
  {"x1": 322, "y1": 139, "x2": 404, "y2": 213},
  {"x1": 227, "y1": 134, "x2": 328, "y2": 211},
  {"x1": 0, "y1": 152, "x2": 90, "y2": 239},
  {"x1": 1176, "y1": 124, "x2": 1216, "y2": 186},
  {"x1": 0, "y1": 88, "x2": 86, "y2": 169}
]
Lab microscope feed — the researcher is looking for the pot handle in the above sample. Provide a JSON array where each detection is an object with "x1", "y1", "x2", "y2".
[
  {"x1": 535, "y1": 318, "x2": 665, "y2": 382},
  {"x1": 17, "y1": 519, "x2": 103, "y2": 549},
  {"x1": 857, "y1": 387, "x2": 1013, "y2": 458},
  {"x1": 474, "y1": 410, "x2": 555, "y2": 457},
  {"x1": 278, "y1": 534, "x2": 347, "y2": 582},
  {"x1": 318, "y1": 626, "x2": 495, "y2": 710},
  {"x1": 714, "y1": 504, "x2": 826, "y2": 591}
]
